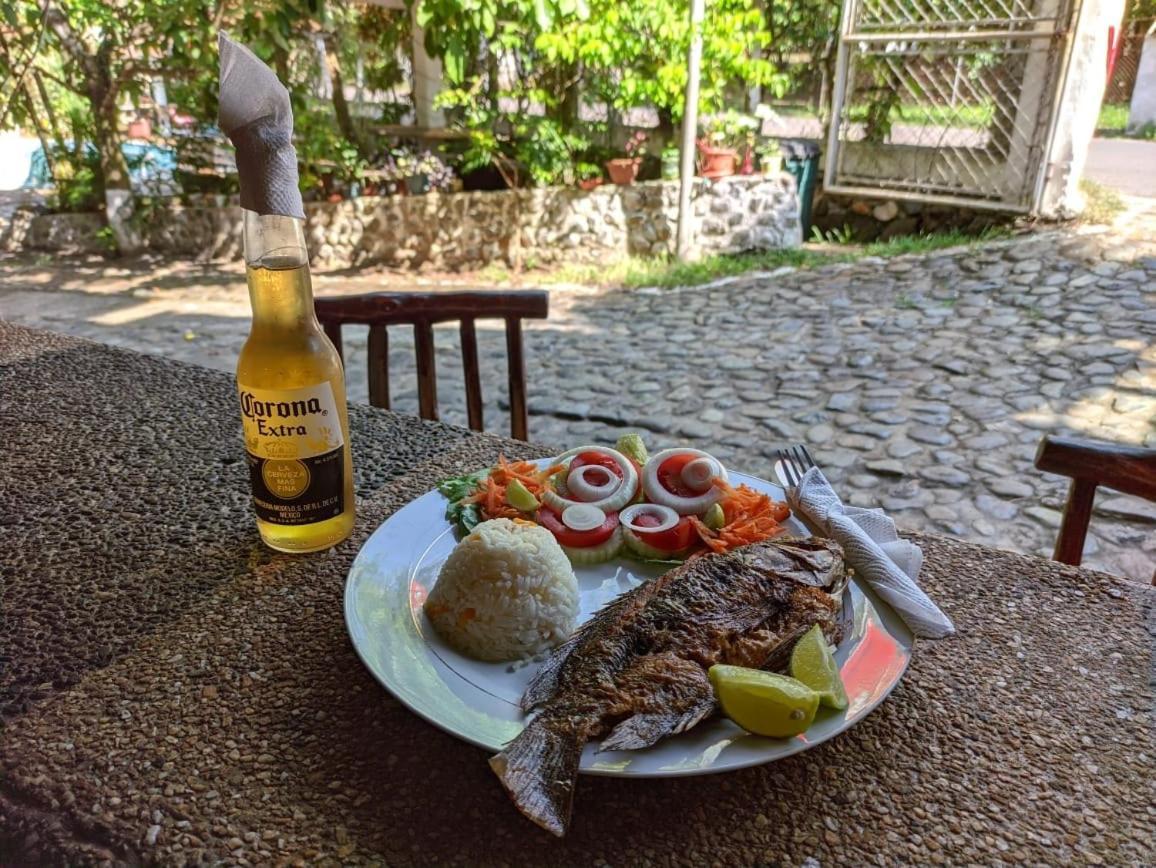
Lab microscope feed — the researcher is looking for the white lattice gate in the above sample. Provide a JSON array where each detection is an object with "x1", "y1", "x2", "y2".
[{"x1": 824, "y1": 0, "x2": 1082, "y2": 212}]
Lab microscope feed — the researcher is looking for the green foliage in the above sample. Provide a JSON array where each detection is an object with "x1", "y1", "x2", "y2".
[
  {"x1": 575, "y1": 161, "x2": 603, "y2": 180},
  {"x1": 438, "y1": 78, "x2": 587, "y2": 187},
  {"x1": 295, "y1": 106, "x2": 369, "y2": 195},
  {"x1": 53, "y1": 156, "x2": 103, "y2": 212},
  {"x1": 535, "y1": 0, "x2": 785, "y2": 119},
  {"x1": 413, "y1": 0, "x2": 789, "y2": 185},
  {"x1": 700, "y1": 110, "x2": 760, "y2": 150},
  {"x1": 860, "y1": 226, "x2": 1007, "y2": 256},
  {"x1": 437, "y1": 469, "x2": 489, "y2": 532},
  {"x1": 1097, "y1": 102, "x2": 1129, "y2": 134},
  {"x1": 94, "y1": 225, "x2": 118, "y2": 252},
  {"x1": 811, "y1": 224, "x2": 855, "y2": 244},
  {"x1": 491, "y1": 228, "x2": 1012, "y2": 289}
]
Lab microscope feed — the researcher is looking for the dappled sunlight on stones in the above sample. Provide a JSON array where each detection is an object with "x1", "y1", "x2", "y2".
[{"x1": 3, "y1": 221, "x2": 1155, "y2": 581}]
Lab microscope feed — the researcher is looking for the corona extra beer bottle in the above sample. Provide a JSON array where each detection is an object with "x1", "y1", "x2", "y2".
[{"x1": 235, "y1": 211, "x2": 355, "y2": 552}]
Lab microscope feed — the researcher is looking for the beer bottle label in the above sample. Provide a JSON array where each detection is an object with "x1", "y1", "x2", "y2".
[{"x1": 238, "y1": 382, "x2": 346, "y2": 526}]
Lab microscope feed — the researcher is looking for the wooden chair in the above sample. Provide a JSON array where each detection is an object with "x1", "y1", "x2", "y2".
[
  {"x1": 1034, "y1": 434, "x2": 1156, "y2": 580},
  {"x1": 314, "y1": 290, "x2": 549, "y2": 441}
]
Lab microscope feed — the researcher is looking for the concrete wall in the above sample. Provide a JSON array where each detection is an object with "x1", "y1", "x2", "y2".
[{"x1": 1128, "y1": 33, "x2": 1156, "y2": 131}]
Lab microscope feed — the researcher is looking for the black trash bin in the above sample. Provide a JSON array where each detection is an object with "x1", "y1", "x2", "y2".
[{"x1": 781, "y1": 139, "x2": 821, "y2": 241}]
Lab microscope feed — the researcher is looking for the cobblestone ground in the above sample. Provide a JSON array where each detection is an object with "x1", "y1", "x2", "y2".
[{"x1": 2, "y1": 223, "x2": 1154, "y2": 581}]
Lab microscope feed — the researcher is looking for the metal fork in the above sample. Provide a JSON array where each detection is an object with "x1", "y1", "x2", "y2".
[{"x1": 775, "y1": 443, "x2": 818, "y2": 489}]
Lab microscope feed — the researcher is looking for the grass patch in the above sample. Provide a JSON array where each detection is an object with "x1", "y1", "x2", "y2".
[
  {"x1": 845, "y1": 102, "x2": 995, "y2": 130},
  {"x1": 541, "y1": 248, "x2": 843, "y2": 290},
  {"x1": 861, "y1": 226, "x2": 1007, "y2": 257},
  {"x1": 493, "y1": 228, "x2": 1009, "y2": 290},
  {"x1": 1079, "y1": 178, "x2": 1125, "y2": 224},
  {"x1": 1098, "y1": 102, "x2": 1129, "y2": 134},
  {"x1": 1094, "y1": 102, "x2": 1156, "y2": 139}
]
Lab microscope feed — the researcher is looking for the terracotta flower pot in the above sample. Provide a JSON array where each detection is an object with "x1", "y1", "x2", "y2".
[
  {"x1": 605, "y1": 158, "x2": 641, "y2": 186},
  {"x1": 578, "y1": 177, "x2": 603, "y2": 191},
  {"x1": 697, "y1": 145, "x2": 737, "y2": 179}
]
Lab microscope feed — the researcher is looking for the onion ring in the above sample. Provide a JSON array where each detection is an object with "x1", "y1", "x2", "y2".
[
  {"x1": 619, "y1": 503, "x2": 680, "y2": 535},
  {"x1": 566, "y1": 464, "x2": 619, "y2": 502},
  {"x1": 541, "y1": 445, "x2": 638, "y2": 513},
  {"x1": 642, "y1": 448, "x2": 729, "y2": 515}
]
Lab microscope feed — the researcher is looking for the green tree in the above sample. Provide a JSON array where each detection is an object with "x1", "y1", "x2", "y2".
[{"x1": 412, "y1": 0, "x2": 783, "y2": 184}]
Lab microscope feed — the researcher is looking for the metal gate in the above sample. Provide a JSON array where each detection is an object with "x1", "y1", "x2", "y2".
[{"x1": 824, "y1": 0, "x2": 1081, "y2": 212}]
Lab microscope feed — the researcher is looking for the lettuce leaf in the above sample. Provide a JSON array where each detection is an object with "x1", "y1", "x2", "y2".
[{"x1": 437, "y1": 468, "x2": 490, "y2": 533}]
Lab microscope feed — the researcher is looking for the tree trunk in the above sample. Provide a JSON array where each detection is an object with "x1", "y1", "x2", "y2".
[
  {"x1": 93, "y1": 89, "x2": 130, "y2": 191},
  {"x1": 324, "y1": 34, "x2": 360, "y2": 151},
  {"x1": 549, "y1": 62, "x2": 581, "y2": 133},
  {"x1": 21, "y1": 82, "x2": 55, "y2": 178},
  {"x1": 656, "y1": 106, "x2": 676, "y2": 148},
  {"x1": 486, "y1": 48, "x2": 500, "y2": 114},
  {"x1": 32, "y1": 70, "x2": 63, "y2": 147}
]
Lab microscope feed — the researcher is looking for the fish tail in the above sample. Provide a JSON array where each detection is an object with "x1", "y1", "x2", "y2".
[{"x1": 489, "y1": 715, "x2": 584, "y2": 837}]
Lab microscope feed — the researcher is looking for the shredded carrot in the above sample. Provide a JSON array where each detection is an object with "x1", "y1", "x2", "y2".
[
  {"x1": 692, "y1": 480, "x2": 791, "y2": 554},
  {"x1": 461, "y1": 455, "x2": 565, "y2": 522}
]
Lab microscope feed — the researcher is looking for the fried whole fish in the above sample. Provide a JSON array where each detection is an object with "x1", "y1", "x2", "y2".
[{"x1": 489, "y1": 537, "x2": 849, "y2": 836}]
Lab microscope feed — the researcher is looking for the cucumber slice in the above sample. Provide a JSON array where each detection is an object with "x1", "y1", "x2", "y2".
[
  {"x1": 622, "y1": 525, "x2": 688, "y2": 562},
  {"x1": 562, "y1": 527, "x2": 624, "y2": 565}
]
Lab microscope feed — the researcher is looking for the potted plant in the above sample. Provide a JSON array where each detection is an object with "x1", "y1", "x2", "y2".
[
  {"x1": 757, "y1": 138, "x2": 783, "y2": 174},
  {"x1": 419, "y1": 150, "x2": 456, "y2": 192},
  {"x1": 660, "y1": 146, "x2": 680, "y2": 180},
  {"x1": 380, "y1": 147, "x2": 452, "y2": 196},
  {"x1": 697, "y1": 111, "x2": 758, "y2": 179},
  {"x1": 606, "y1": 130, "x2": 648, "y2": 185},
  {"x1": 576, "y1": 162, "x2": 603, "y2": 191},
  {"x1": 127, "y1": 115, "x2": 151, "y2": 140}
]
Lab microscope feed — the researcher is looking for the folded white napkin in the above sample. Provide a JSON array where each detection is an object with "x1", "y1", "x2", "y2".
[
  {"x1": 787, "y1": 467, "x2": 955, "y2": 639},
  {"x1": 218, "y1": 32, "x2": 305, "y2": 219}
]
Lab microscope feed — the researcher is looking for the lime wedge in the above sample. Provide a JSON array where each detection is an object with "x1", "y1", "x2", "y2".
[
  {"x1": 506, "y1": 479, "x2": 539, "y2": 512},
  {"x1": 708, "y1": 665, "x2": 819, "y2": 738},
  {"x1": 789, "y1": 624, "x2": 848, "y2": 710},
  {"x1": 702, "y1": 503, "x2": 726, "y2": 530}
]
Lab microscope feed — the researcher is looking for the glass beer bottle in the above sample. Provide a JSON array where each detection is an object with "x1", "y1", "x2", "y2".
[{"x1": 236, "y1": 210, "x2": 355, "y2": 552}]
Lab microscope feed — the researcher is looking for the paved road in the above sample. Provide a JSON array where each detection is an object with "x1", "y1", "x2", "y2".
[
  {"x1": 1083, "y1": 137, "x2": 1156, "y2": 198},
  {"x1": 2, "y1": 224, "x2": 1155, "y2": 583}
]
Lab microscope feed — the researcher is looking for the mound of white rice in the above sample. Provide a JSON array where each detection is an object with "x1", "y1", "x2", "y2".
[{"x1": 424, "y1": 518, "x2": 579, "y2": 662}]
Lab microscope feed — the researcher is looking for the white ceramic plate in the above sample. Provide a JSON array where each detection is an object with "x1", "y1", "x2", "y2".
[{"x1": 345, "y1": 462, "x2": 914, "y2": 778}]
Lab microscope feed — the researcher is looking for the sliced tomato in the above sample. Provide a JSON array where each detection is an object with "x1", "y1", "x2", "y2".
[
  {"x1": 631, "y1": 515, "x2": 696, "y2": 553},
  {"x1": 657, "y1": 452, "x2": 701, "y2": 497},
  {"x1": 537, "y1": 506, "x2": 619, "y2": 548},
  {"x1": 569, "y1": 451, "x2": 624, "y2": 480}
]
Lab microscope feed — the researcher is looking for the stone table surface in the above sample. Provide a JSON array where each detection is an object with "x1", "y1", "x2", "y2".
[{"x1": 1, "y1": 322, "x2": 1152, "y2": 866}]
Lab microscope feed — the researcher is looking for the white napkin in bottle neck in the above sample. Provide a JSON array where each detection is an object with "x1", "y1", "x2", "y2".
[
  {"x1": 218, "y1": 32, "x2": 305, "y2": 220},
  {"x1": 788, "y1": 466, "x2": 955, "y2": 640}
]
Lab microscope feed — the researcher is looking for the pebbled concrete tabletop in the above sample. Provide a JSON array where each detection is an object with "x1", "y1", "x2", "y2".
[{"x1": 1, "y1": 322, "x2": 1151, "y2": 865}]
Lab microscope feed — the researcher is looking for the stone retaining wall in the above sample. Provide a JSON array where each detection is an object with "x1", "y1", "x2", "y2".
[
  {"x1": 8, "y1": 175, "x2": 801, "y2": 268},
  {"x1": 811, "y1": 190, "x2": 1012, "y2": 242}
]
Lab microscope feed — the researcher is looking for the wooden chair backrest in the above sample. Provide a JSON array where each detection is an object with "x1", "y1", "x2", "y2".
[
  {"x1": 315, "y1": 290, "x2": 549, "y2": 441},
  {"x1": 1034, "y1": 434, "x2": 1156, "y2": 582}
]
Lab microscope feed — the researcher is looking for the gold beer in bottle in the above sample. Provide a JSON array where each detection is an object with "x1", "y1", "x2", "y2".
[
  {"x1": 236, "y1": 211, "x2": 355, "y2": 552},
  {"x1": 219, "y1": 32, "x2": 354, "y2": 552}
]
